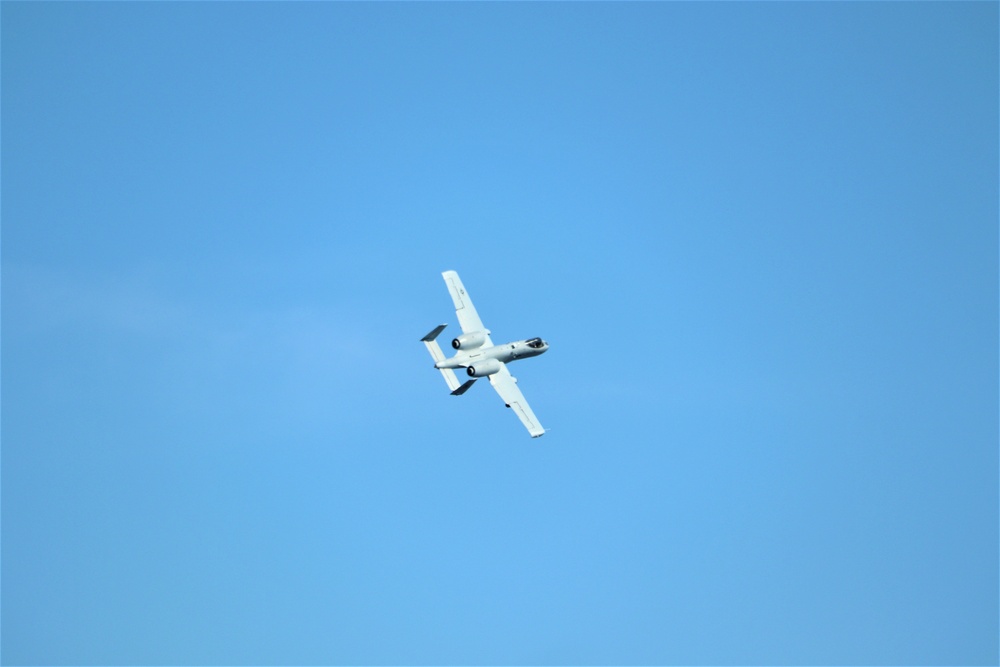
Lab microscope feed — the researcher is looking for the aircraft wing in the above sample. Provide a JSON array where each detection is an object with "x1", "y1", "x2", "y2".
[
  {"x1": 489, "y1": 363, "x2": 545, "y2": 438},
  {"x1": 442, "y1": 271, "x2": 490, "y2": 341}
]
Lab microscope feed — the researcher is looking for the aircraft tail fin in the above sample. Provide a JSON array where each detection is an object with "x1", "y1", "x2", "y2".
[
  {"x1": 421, "y1": 324, "x2": 461, "y2": 392},
  {"x1": 420, "y1": 324, "x2": 448, "y2": 343},
  {"x1": 450, "y1": 378, "x2": 476, "y2": 395}
]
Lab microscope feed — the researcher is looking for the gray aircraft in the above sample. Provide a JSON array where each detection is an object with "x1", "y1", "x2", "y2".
[{"x1": 421, "y1": 270, "x2": 548, "y2": 438}]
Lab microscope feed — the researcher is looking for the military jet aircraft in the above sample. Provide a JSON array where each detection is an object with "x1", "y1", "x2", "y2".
[{"x1": 421, "y1": 270, "x2": 548, "y2": 438}]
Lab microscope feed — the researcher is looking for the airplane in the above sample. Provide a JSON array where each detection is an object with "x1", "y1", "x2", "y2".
[{"x1": 421, "y1": 270, "x2": 549, "y2": 438}]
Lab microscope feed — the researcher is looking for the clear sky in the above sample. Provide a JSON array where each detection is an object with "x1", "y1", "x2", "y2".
[{"x1": 2, "y1": 2, "x2": 997, "y2": 665}]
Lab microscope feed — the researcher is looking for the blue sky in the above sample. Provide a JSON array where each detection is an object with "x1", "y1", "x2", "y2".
[{"x1": 2, "y1": 2, "x2": 997, "y2": 664}]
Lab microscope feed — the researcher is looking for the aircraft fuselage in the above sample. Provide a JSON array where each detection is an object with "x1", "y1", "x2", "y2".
[{"x1": 434, "y1": 337, "x2": 549, "y2": 370}]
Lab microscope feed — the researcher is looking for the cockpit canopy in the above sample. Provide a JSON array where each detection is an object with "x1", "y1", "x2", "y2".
[{"x1": 526, "y1": 337, "x2": 545, "y2": 349}]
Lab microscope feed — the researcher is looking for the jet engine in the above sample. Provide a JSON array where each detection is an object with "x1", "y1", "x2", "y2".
[
  {"x1": 466, "y1": 359, "x2": 502, "y2": 377},
  {"x1": 452, "y1": 331, "x2": 487, "y2": 350}
]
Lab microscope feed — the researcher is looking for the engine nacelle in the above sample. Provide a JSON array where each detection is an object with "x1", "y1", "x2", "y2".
[
  {"x1": 452, "y1": 331, "x2": 487, "y2": 350},
  {"x1": 466, "y1": 359, "x2": 502, "y2": 377}
]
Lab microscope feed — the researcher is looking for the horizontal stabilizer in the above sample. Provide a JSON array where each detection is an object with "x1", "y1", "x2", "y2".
[
  {"x1": 436, "y1": 368, "x2": 460, "y2": 392},
  {"x1": 422, "y1": 324, "x2": 460, "y2": 392}
]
